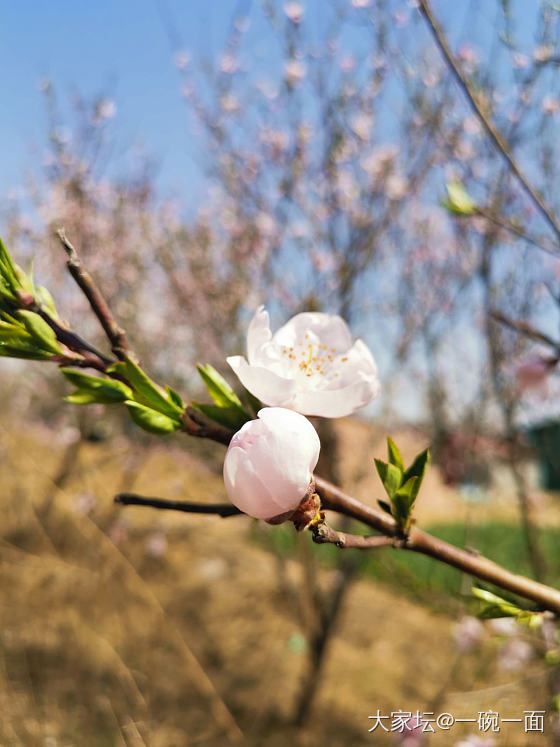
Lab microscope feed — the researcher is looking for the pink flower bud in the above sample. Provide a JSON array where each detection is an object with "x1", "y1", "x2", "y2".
[{"x1": 223, "y1": 407, "x2": 320, "y2": 520}]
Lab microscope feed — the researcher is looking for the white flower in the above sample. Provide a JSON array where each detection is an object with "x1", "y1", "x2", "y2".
[
  {"x1": 227, "y1": 306, "x2": 380, "y2": 417},
  {"x1": 223, "y1": 407, "x2": 320, "y2": 519}
]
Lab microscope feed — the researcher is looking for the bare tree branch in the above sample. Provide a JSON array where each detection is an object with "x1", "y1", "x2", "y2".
[
  {"x1": 56, "y1": 229, "x2": 134, "y2": 360},
  {"x1": 491, "y1": 309, "x2": 560, "y2": 352},
  {"x1": 418, "y1": 0, "x2": 560, "y2": 243},
  {"x1": 115, "y1": 493, "x2": 242, "y2": 517}
]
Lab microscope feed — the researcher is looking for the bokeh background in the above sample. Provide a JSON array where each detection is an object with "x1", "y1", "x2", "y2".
[{"x1": 2, "y1": 1, "x2": 560, "y2": 744}]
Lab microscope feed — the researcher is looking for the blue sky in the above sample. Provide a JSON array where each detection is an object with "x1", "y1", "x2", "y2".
[
  {"x1": 0, "y1": 1, "x2": 244, "y2": 203},
  {"x1": 0, "y1": 0, "x2": 539, "y2": 204}
]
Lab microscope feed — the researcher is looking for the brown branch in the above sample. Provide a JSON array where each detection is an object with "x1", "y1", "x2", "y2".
[
  {"x1": 36, "y1": 308, "x2": 113, "y2": 368},
  {"x1": 56, "y1": 229, "x2": 134, "y2": 360},
  {"x1": 115, "y1": 493, "x2": 242, "y2": 517},
  {"x1": 315, "y1": 477, "x2": 560, "y2": 614},
  {"x1": 490, "y1": 309, "x2": 560, "y2": 352},
  {"x1": 309, "y1": 522, "x2": 396, "y2": 549},
  {"x1": 476, "y1": 208, "x2": 560, "y2": 258},
  {"x1": 418, "y1": 0, "x2": 560, "y2": 243},
  {"x1": 181, "y1": 405, "x2": 234, "y2": 444}
]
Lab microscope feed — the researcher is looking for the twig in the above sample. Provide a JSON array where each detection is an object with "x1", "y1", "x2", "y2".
[
  {"x1": 309, "y1": 522, "x2": 396, "y2": 549},
  {"x1": 35, "y1": 308, "x2": 113, "y2": 368},
  {"x1": 491, "y1": 310, "x2": 560, "y2": 352},
  {"x1": 476, "y1": 208, "x2": 560, "y2": 258},
  {"x1": 56, "y1": 229, "x2": 134, "y2": 360},
  {"x1": 418, "y1": 0, "x2": 560, "y2": 243},
  {"x1": 115, "y1": 493, "x2": 242, "y2": 517}
]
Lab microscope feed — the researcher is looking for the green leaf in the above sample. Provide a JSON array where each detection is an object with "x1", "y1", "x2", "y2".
[
  {"x1": 125, "y1": 401, "x2": 180, "y2": 434},
  {"x1": 442, "y1": 180, "x2": 477, "y2": 216},
  {"x1": 402, "y1": 448, "x2": 430, "y2": 504},
  {"x1": 0, "y1": 342, "x2": 54, "y2": 360},
  {"x1": 197, "y1": 363, "x2": 244, "y2": 409},
  {"x1": 387, "y1": 436, "x2": 405, "y2": 472},
  {"x1": 14, "y1": 264, "x2": 34, "y2": 295},
  {"x1": 35, "y1": 285, "x2": 59, "y2": 320},
  {"x1": 16, "y1": 310, "x2": 62, "y2": 355},
  {"x1": 374, "y1": 459, "x2": 402, "y2": 499},
  {"x1": 165, "y1": 385, "x2": 184, "y2": 410},
  {"x1": 191, "y1": 402, "x2": 250, "y2": 431},
  {"x1": 65, "y1": 390, "x2": 127, "y2": 405},
  {"x1": 124, "y1": 359, "x2": 183, "y2": 420},
  {"x1": 391, "y1": 476, "x2": 419, "y2": 528},
  {"x1": 377, "y1": 499, "x2": 393, "y2": 516},
  {"x1": 0, "y1": 237, "x2": 20, "y2": 292},
  {"x1": 61, "y1": 368, "x2": 133, "y2": 402},
  {"x1": 471, "y1": 587, "x2": 522, "y2": 619}
]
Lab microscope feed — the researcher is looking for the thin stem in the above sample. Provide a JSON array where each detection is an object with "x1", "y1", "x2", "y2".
[
  {"x1": 309, "y1": 522, "x2": 396, "y2": 550},
  {"x1": 115, "y1": 493, "x2": 242, "y2": 517},
  {"x1": 418, "y1": 0, "x2": 560, "y2": 243},
  {"x1": 56, "y1": 229, "x2": 134, "y2": 360},
  {"x1": 491, "y1": 309, "x2": 560, "y2": 352},
  {"x1": 35, "y1": 308, "x2": 113, "y2": 367},
  {"x1": 476, "y1": 208, "x2": 560, "y2": 258}
]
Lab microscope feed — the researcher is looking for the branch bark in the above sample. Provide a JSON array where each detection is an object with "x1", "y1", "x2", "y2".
[{"x1": 56, "y1": 229, "x2": 134, "y2": 361}]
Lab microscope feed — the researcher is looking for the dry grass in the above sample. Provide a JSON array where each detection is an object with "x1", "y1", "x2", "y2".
[{"x1": 0, "y1": 419, "x2": 556, "y2": 745}]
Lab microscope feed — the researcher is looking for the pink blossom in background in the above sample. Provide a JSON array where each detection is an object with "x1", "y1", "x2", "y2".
[
  {"x1": 349, "y1": 112, "x2": 374, "y2": 141},
  {"x1": 220, "y1": 55, "x2": 238, "y2": 74},
  {"x1": 227, "y1": 306, "x2": 381, "y2": 417},
  {"x1": 542, "y1": 95, "x2": 560, "y2": 115},
  {"x1": 458, "y1": 45, "x2": 478, "y2": 66},
  {"x1": 512, "y1": 51, "x2": 529, "y2": 68},
  {"x1": 173, "y1": 50, "x2": 191, "y2": 69},
  {"x1": 339, "y1": 54, "x2": 356, "y2": 73},
  {"x1": 497, "y1": 638, "x2": 533, "y2": 671},
  {"x1": 393, "y1": 716, "x2": 426, "y2": 746},
  {"x1": 73, "y1": 492, "x2": 97, "y2": 516},
  {"x1": 145, "y1": 531, "x2": 168, "y2": 558},
  {"x1": 284, "y1": 2, "x2": 304, "y2": 23},
  {"x1": 533, "y1": 45, "x2": 553, "y2": 62},
  {"x1": 488, "y1": 617, "x2": 518, "y2": 636},
  {"x1": 223, "y1": 407, "x2": 320, "y2": 520},
  {"x1": 220, "y1": 93, "x2": 240, "y2": 113},
  {"x1": 107, "y1": 519, "x2": 129, "y2": 548},
  {"x1": 284, "y1": 59, "x2": 306, "y2": 85},
  {"x1": 452, "y1": 616, "x2": 484, "y2": 652},
  {"x1": 515, "y1": 356, "x2": 555, "y2": 390}
]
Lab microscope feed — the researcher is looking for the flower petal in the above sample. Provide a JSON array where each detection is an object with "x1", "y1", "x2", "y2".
[
  {"x1": 246, "y1": 306, "x2": 272, "y2": 364},
  {"x1": 293, "y1": 376, "x2": 380, "y2": 417},
  {"x1": 272, "y1": 312, "x2": 353, "y2": 351},
  {"x1": 227, "y1": 355, "x2": 297, "y2": 406},
  {"x1": 223, "y1": 444, "x2": 286, "y2": 519}
]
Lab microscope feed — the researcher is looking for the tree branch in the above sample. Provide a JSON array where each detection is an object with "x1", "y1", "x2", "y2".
[
  {"x1": 418, "y1": 0, "x2": 560, "y2": 243},
  {"x1": 309, "y1": 522, "x2": 396, "y2": 549},
  {"x1": 115, "y1": 493, "x2": 242, "y2": 517},
  {"x1": 490, "y1": 309, "x2": 560, "y2": 352},
  {"x1": 314, "y1": 477, "x2": 560, "y2": 614},
  {"x1": 476, "y1": 208, "x2": 560, "y2": 258},
  {"x1": 56, "y1": 229, "x2": 134, "y2": 360}
]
